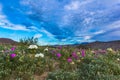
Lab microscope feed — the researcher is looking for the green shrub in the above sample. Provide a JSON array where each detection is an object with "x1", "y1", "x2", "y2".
[
  {"x1": 19, "y1": 37, "x2": 38, "y2": 45},
  {"x1": 77, "y1": 55, "x2": 120, "y2": 80},
  {"x1": 47, "y1": 70, "x2": 79, "y2": 80}
]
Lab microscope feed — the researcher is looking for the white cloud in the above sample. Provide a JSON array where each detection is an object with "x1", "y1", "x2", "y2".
[
  {"x1": 94, "y1": 30, "x2": 105, "y2": 35},
  {"x1": 92, "y1": 20, "x2": 120, "y2": 41},
  {"x1": 0, "y1": 4, "x2": 30, "y2": 31},
  {"x1": 38, "y1": 40, "x2": 49, "y2": 45},
  {"x1": 40, "y1": 28, "x2": 55, "y2": 38},
  {"x1": 64, "y1": 1, "x2": 80, "y2": 10},
  {"x1": 20, "y1": 0, "x2": 31, "y2": 6},
  {"x1": 84, "y1": 36, "x2": 91, "y2": 40},
  {"x1": 61, "y1": 39, "x2": 67, "y2": 42},
  {"x1": 76, "y1": 39, "x2": 82, "y2": 42},
  {"x1": 108, "y1": 30, "x2": 120, "y2": 37},
  {"x1": 106, "y1": 20, "x2": 120, "y2": 30},
  {"x1": 64, "y1": 0, "x2": 94, "y2": 11},
  {"x1": 78, "y1": 0, "x2": 94, "y2": 7},
  {"x1": 3, "y1": 0, "x2": 120, "y2": 44},
  {"x1": 59, "y1": 14, "x2": 73, "y2": 26},
  {"x1": 93, "y1": 30, "x2": 120, "y2": 41},
  {"x1": 0, "y1": 20, "x2": 30, "y2": 31},
  {"x1": 34, "y1": 34, "x2": 42, "y2": 38},
  {"x1": 83, "y1": 17, "x2": 93, "y2": 25}
]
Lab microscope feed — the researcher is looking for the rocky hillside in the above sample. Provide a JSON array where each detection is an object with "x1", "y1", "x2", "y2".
[
  {"x1": 86, "y1": 40, "x2": 120, "y2": 50},
  {"x1": 0, "y1": 38, "x2": 18, "y2": 44}
]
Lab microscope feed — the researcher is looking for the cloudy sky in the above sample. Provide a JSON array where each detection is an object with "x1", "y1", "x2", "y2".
[{"x1": 0, "y1": 0, "x2": 120, "y2": 45}]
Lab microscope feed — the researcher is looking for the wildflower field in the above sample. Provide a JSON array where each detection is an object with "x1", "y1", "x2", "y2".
[{"x1": 0, "y1": 43, "x2": 120, "y2": 80}]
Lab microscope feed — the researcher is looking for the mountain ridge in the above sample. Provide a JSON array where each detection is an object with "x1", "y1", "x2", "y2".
[
  {"x1": 0, "y1": 38, "x2": 18, "y2": 44},
  {"x1": 85, "y1": 40, "x2": 120, "y2": 50}
]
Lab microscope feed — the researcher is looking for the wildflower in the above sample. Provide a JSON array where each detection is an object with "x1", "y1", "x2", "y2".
[
  {"x1": 117, "y1": 58, "x2": 120, "y2": 61},
  {"x1": 28, "y1": 45, "x2": 38, "y2": 49},
  {"x1": 58, "y1": 46, "x2": 62, "y2": 49},
  {"x1": 72, "y1": 52, "x2": 78, "y2": 59},
  {"x1": 107, "y1": 48, "x2": 116, "y2": 53},
  {"x1": 91, "y1": 50, "x2": 96, "y2": 54},
  {"x1": 97, "y1": 72, "x2": 100, "y2": 75},
  {"x1": 10, "y1": 53, "x2": 16, "y2": 58},
  {"x1": 67, "y1": 58, "x2": 72, "y2": 63},
  {"x1": 35, "y1": 54, "x2": 39, "y2": 57},
  {"x1": 91, "y1": 60, "x2": 95, "y2": 62},
  {"x1": 11, "y1": 47, "x2": 16, "y2": 51},
  {"x1": 0, "y1": 50, "x2": 4, "y2": 53},
  {"x1": 44, "y1": 47, "x2": 48, "y2": 51},
  {"x1": 107, "y1": 48, "x2": 113, "y2": 52},
  {"x1": 56, "y1": 53, "x2": 61, "y2": 58},
  {"x1": 77, "y1": 59, "x2": 81, "y2": 62},
  {"x1": 51, "y1": 50, "x2": 57, "y2": 54},
  {"x1": 77, "y1": 52, "x2": 80, "y2": 55},
  {"x1": 19, "y1": 56, "x2": 24, "y2": 62},
  {"x1": 5, "y1": 50, "x2": 10, "y2": 53},
  {"x1": 99, "y1": 50, "x2": 106, "y2": 54},
  {"x1": 70, "y1": 61, "x2": 75, "y2": 65},
  {"x1": 81, "y1": 57, "x2": 84, "y2": 60},
  {"x1": 81, "y1": 50, "x2": 85, "y2": 57},
  {"x1": 35, "y1": 53, "x2": 44, "y2": 58}
]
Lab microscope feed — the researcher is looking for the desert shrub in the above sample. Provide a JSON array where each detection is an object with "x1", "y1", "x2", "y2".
[
  {"x1": 0, "y1": 43, "x2": 120, "y2": 80},
  {"x1": 77, "y1": 54, "x2": 120, "y2": 80},
  {"x1": 77, "y1": 44, "x2": 89, "y2": 49},
  {"x1": 0, "y1": 51, "x2": 47, "y2": 80},
  {"x1": 19, "y1": 37, "x2": 38, "y2": 45},
  {"x1": 46, "y1": 70, "x2": 79, "y2": 80}
]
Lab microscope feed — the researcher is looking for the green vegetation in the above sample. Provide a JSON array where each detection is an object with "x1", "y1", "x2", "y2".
[{"x1": 0, "y1": 38, "x2": 120, "y2": 80}]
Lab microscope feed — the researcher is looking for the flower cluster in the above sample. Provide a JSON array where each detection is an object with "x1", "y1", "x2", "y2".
[
  {"x1": 28, "y1": 45, "x2": 38, "y2": 49},
  {"x1": 10, "y1": 53, "x2": 17, "y2": 58},
  {"x1": 44, "y1": 47, "x2": 49, "y2": 51},
  {"x1": 35, "y1": 53, "x2": 44, "y2": 58},
  {"x1": 56, "y1": 53, "x2": 61, "y2": 58},
  {"x1": 107, "y1": 48, "x2": 113, "y2": 52}
]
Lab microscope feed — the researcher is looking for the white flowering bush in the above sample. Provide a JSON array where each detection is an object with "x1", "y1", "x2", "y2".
[
  {"x1": 28, "y1": 45, "x2": 38, "y2": 49},
  {"x1": 44, "y1": 47, "x2": 49, "y2": 52},
  {"x1": 35, "y1": 53, "x2": 44, "y2": 58}
]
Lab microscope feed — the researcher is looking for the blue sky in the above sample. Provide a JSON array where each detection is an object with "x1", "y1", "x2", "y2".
[{"x1": 0, "y1": 0, "x2": 120, "y2": 45}]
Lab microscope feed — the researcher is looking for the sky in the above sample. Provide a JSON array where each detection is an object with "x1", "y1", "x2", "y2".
[{"x1": 0, "y1": 0, "x2": 120, "y2": 45}]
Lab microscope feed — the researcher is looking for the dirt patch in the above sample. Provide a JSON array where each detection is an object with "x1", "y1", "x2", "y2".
[{"x1": 34, "y1": 72, "x2": 48, "y2": 80}]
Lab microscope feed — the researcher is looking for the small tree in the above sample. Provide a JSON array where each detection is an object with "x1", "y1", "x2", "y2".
[{"x1": 19, "y1": 37, "x2": 38, "y2": 45}]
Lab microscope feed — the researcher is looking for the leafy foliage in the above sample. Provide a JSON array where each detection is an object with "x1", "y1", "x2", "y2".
[
  {"x1": 0, "y1": 43, "x2": 120, "y2": 80},
  {"x1": 19, "y1": 37, "x2": 38, "y2": 45}
]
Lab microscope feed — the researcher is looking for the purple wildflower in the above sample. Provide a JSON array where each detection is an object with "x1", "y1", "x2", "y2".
[
  {"x1": 5, "y1": 50, "x2": 10, "y2": 53},
  {"x1": 99, "y1": 50, "x2": 106, "y2": 54},
  {"x1": 10, "y1": 53, "x2": 16, "y2": 58},
  {"x1": 56, "y1": 53, "x2": 61, "y2": 58},
  {"x1": 72, "y1": 52, "x2": 78, "y2": 59},
  {"x1": 72, "y1": 52, "x2": 77, "y2": 56},
  {"x1": 91, "y1": 50, "x2": 96, "y2": 54},
  {"x1": 58, "y1": 46, "x2": 62, "y2": 50},
  {"x1": 11, "y1": 47, "x2": 15, "y2": 51},
  {"x1": 67, "y1": 58, "x2": 72, "y2": 63},
  {"x1": 81, "y1": 50, "x2": 85, "y2": 57},
  {"x1": 51, "y1": 50, "x2": 56, "y2": 54}
]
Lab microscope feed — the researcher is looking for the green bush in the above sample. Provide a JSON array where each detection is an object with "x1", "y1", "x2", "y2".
[
  {"x1": 0, "y1": 43, "x2": 120, "y2": 80},
  {"x1": 77, "y1": 54, "x2": 120, "y2": 80},
  {"x1": 47, "y1": 70, "x2": 79, "y2": 80},
  {"x1": 19, "y1": 37, "x2": 38, "y2": 45}
]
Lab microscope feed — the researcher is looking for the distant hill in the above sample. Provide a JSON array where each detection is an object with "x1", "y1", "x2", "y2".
[
  {"x1": 85, "y1": 40, "x2": 120, "y2": 50},
  {"x1": 0, "y1": 38, "x2": 18, "y2": 44},
  {"x1": 0, "y1": 38, "x2": 120, "y2": 50},
  {"x1": 81, "y1": 42, "x2": 89, "y2": 45}
]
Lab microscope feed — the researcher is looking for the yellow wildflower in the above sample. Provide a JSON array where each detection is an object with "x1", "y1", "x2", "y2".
[{"x1": 70, "y1": 61, "x2": 75, "y2": 65}]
